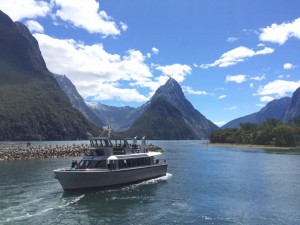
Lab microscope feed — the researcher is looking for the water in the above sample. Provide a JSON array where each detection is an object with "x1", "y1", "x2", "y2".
[{"x1": 1, "y1": 141, "x2": 300, "y2": 225}]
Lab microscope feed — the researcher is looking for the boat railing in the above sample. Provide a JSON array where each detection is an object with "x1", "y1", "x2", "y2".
[{"x1": 58, "y1": 168, "x2": 108, "y2": 172}]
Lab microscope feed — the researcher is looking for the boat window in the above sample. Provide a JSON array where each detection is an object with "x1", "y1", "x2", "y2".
[
  {"x1": 118, "y1": 159, "x2": 127, "y2": 169},
  {"x1": 79, "y1": 160, "x2": 90, "y2": 169},
  {"x1": 95, "y1": 149, "x2": 105, "y2": 156},
  {"x1": 94, "y1": 160, "x2": 107, "y2": 169},
  {"x1": 118, "y1": 157, "x2": 151, "y2": 169},
  {"x1": 113, "y1": 148, "x2": 126, "y2": 155},
  {"x1": 104, "y1": 139, "x2": 110, "y2": 147},
  {"x1": 90, "y1": 140, "x2": 95, "y2": 147},
  {"x1": 84, "y1": 149, "x2": 93, "y2": 156}
]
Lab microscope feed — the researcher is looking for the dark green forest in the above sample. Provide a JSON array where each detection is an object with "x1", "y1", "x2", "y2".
[{"x1": 209, "y1": 118, "x2": 300, "y2": 147}]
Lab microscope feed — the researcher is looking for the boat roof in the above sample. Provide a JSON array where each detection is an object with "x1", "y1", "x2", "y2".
[{"x1": 107, "y1": 152, "x2": 161, "y2": 160}]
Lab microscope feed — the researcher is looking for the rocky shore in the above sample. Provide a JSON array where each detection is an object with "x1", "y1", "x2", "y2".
[{"x1": 0, "y1": 143, "x2": 164, "y2": 161}]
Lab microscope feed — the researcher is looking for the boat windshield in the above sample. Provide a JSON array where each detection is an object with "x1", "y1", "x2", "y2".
[
  {"x1": 84, "y1": 148, "x2": 105, "y2": 156},
  {"x1": 90, "y1": 139, "x2": 112, "y2": 147}
]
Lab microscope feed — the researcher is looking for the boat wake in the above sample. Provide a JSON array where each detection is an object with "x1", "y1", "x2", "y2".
[
  {"x1": 1, "y1": 194, "x2": 85, "y2": 224},
  {"x1": 120, "y1": 173, "x2": 172, "y2": 190}
]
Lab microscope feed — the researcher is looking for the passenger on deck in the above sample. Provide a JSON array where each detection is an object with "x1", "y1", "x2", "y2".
[
  {"x1": 71, "y1": 160, "x2": 76, "y2": 169},
  {"x1": 74, "y1": 160, "x2": 79, "y2": 169}
]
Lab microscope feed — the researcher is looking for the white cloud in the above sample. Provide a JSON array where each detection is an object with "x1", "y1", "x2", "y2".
[
  {"x1": 218, "y1": 95, "x2": 226, "y2": 99},
  {"x1": 182, "y1": 86, "x2": 208, "y2": 95},
  {"x1": 214, "y1": 121, "x2": 226, "y2": 127},
  {"x1": 200, "y1": 46, "x2": 274, "y2": 68},
  {"x1": 25, "y1": 20, "x2": 44, "y2": 33},
  {"x1": 152, "y1": 47, "x2": 159, "y2": 54},
  {"x1": 250, "y1": 75, "x2": 266, "y2": 81},
  {"x1": 34, "y1": 33, "x2": 155, "y2": 102},
  {"x1": 226, "y1": 36, "x2": 239, "y2": 43},
  {"x1": 52, "y1": 0, "x2": 121, "y2": 36},
  {"x1": 120, "y1": 22, "x2": 128, "y2": 31},
  {"x1": 34, "y1": 33, "x2": 192, "y2": 102},
  {"x1": 214, "y1": 87, "x2": 225, "y2": 91},
  {"x1": 260, "y1": 96, "x2": 274, "y2": 102},
  {"x1": 0, "y1": 0, "x2": 51, "y2": 21},
  {"x1": 225, "y1": 75, "x2": 247, "y2": 83},
  {"x1": 257, "y1": 43, "x2": 265, "y2": 47},
  {"x1": 256, "y1": 104, "x2": 265, "y2": 107},
  {"x1": 259, "y1": 18, "x2": 300, "y2": 45},
  {"x1": 256, "y1": 80, "x2": 300, "y2": 97},
  {"x1": 224, "y1": 106, "x2": 238, "y2": 111},
  {"x1": 0, "y1": 0, "x2": 123, "y2": 37},
  {"x1": 283, "y1": 63, "x2": 294, "y2": 70},
  {"x1": 154, "y1": 64, "x2": 192, "y2": 83},
  {"x1": 250, "y1": 83, "x2": 254, "y2": 88}
]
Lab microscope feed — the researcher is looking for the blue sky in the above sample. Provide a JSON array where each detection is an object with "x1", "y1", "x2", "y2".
[{"x1": 1, "y1": 0, "x2": 300, "y2": 126}]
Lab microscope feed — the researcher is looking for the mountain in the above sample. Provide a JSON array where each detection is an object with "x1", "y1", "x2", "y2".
[
  {"x1": 0, "y1": 10, "x2": 100, "y2": 140},
  {"x1": 87, "y1": 102, "x2": 145, "y2": 131},
  {"x1": 282, "y1": 86, "x2": 300, "y2": 122},
  {"x1": 222, "y1": 97, "x2": 291, "y2": 129},
  {"x1": 52, "y1": 74, "x2": 104, "y2": 127},
  {"x1": 124, "y1": 96, "x2": 198, "y2": 139},
  {"x1": 124, "y1": 78, "x2": 219, "y2": 139}
]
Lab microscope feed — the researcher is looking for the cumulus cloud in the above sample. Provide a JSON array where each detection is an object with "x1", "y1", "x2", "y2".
[
  {"x1": 0, "y1": 0, "x2": 124, "y2": 37},
  {"x1": 225, "y1": 75, "x2": 247, "y2": 83},
  {"x1": 0, "y1": 0, "x2": 51, "y2": 21},
  {"x1": 52, "y1": 0, "x2": 121, "y2": 36},
  {"x1": 259, "y1": 18, "x2": 300, "y2": 45},
  {"x1": 33, "y1": 33, "x2": 192, "y2": 102},
  {"x1": 260, "y1": 96, "x2": 274, "y2": 102},
  {"x1": 25, "y1": 20, "x2": 44, "y2": 33},
  {"x1": 182, "y1": 86, "x2": 208, "y2": 95},
  {"x1": 34, "y1": 33, "x2": 155, "y2": 102},
  {"x1": 154, "y1": 64, "x2": 192, "y2": 83},
  {"x1": 256, "y1": 80, "x2": 300, "y2": 97},
  {"x1": 214, "y1": 121, "x2": 226, "y2": 127},
  {"x1": 283, "y1": 63, "x2": 295, "y2": 70},
  {"x1": 200, "y1": 46, "x2": 274, "y2": 68}
]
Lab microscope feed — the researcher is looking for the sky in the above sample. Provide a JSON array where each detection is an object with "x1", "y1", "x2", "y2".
[{"x1": 0, "y1": 0, "x2": 300, "y2": 126}]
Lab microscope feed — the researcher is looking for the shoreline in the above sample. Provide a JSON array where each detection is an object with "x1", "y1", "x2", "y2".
[
  {"x1": 0, "y1": 144, "x2": 86, "y2": 160},
  {"x1": 0, "y1": 143, "x2": 164, "y2": 161},
  {"x1": 200, "y1": 142, "x2": 299, "y2": 151}
]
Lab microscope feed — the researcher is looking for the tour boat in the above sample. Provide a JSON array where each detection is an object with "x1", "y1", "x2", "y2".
[{"x1": 54, "y1": 127, "x2": 168, "y2": 191}]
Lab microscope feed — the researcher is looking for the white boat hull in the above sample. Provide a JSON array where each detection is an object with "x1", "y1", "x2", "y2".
[{"x1": 54, "y1": 164, "x2": 167, "y2": 191}]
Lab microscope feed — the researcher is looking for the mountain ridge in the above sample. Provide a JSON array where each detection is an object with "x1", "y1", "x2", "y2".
[{"x1": 0, "y1": 11, "x2": 100, "y2": 140}]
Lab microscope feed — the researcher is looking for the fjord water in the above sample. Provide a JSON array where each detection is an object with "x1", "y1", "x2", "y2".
[{"x1": 1, "y1": 141, "x2": 300, "y2": 225}]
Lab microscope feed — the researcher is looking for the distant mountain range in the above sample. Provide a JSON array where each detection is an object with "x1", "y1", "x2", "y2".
[
  {"x1": 222, "y1": 87, "x2": 300, "y2": 129},
  {"x1": 56, "y1": 74, "x2": 219, "y2": 139},
  {"x1": 87, "y1": 102, "x2": 145, "y2": 132},
  {"x1": 0, "y1": 10, "x2": 100, "y2": 140}
]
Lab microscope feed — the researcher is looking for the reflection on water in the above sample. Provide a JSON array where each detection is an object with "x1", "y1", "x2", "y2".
[{"x1": 1, "y1": 141, "x2": 300, "y2": 225}]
